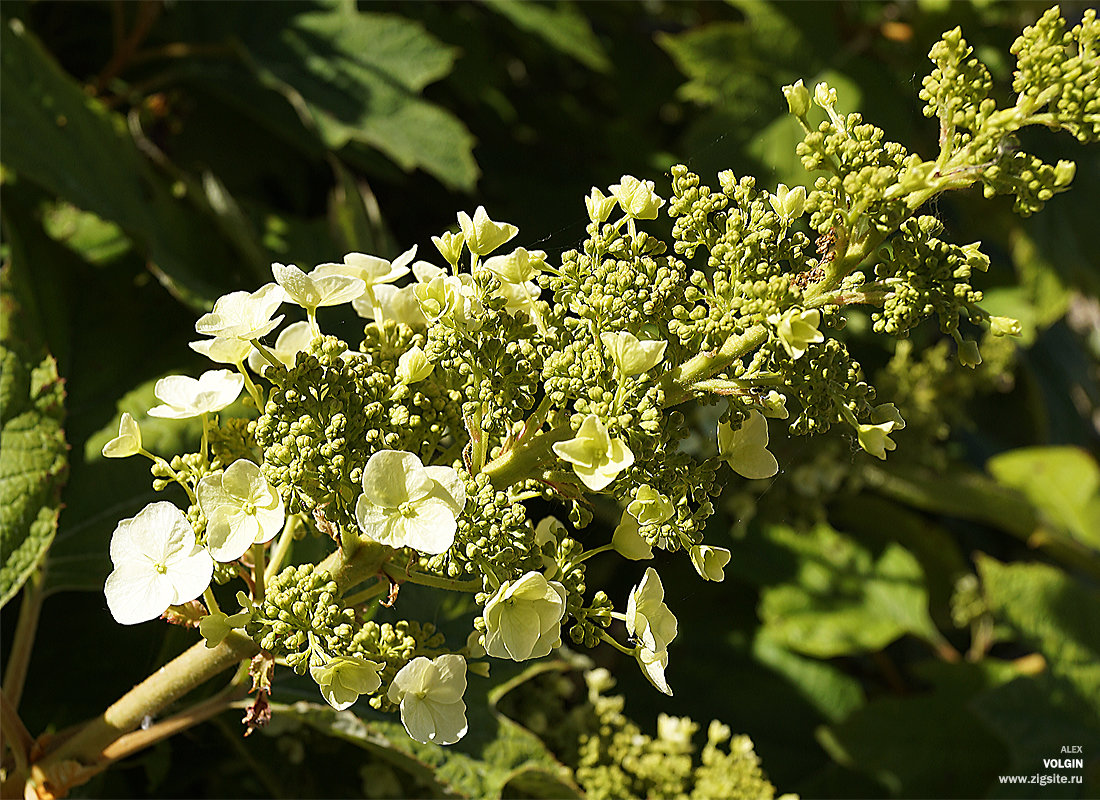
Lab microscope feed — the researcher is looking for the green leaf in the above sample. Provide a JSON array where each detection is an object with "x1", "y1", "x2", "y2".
[
  {"x1": 972, "y1": 556, "x2": 1100, "y2": 797},
  {"x1": 279, "y1": 696, "x2": 580, "y2": 800},
  {"x1": 0, "y1": 259, "x2": 68, "y2": 607},
  {"x1": 485, "y1": 0, "x2": 611, "y2": 73},
  {"x1": 751, "y1": 631, "x2": 864, "y2": 723},
  {"x1": 817, "y1": 660, "x2": 1014, "y2": 798},
  {"x1": 866, "y1": 462, "x2": 1038, "y2": 538},
  {"x1": 0, "y1": 18, "x2": 264, "y2": 311},
  {"x1": 987, "y1": 447, "x2": 1100, "y2": 551},
  {"x1": 243, "y1": 8, "x2": 479, "y2": 191},
  {"x1": 277, "y1": 660, "x2": 580, "y2": 799},
  {"x1": 758, "y1": 523, "x2": 941, "y2": 658}
]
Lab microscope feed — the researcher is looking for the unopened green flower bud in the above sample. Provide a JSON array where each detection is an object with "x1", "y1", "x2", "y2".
[
  {"x1": 1053, "y1": 160, "x2": 1076, "y2": 188},
  {"x1": 769, "y1": 184, "x2": 807, "y2": 223},
  {"x1": 814, "y1": 82, "x2": 837, "y2": 110},
  {"x1": 990, "y1": 315, "x2": 1022, "y2": 337},
  {"x1": 957, "y1": 339, "x2": 982, "y2": 368},
  {"x1": 960, "y1": 242, "x2": 989, "y2": 272},
  {"x1": 782, "y1": 79, "x2": 811, "y2": 118}
]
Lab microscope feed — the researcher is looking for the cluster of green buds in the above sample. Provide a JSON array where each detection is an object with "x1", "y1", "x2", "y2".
[{"x1": 99, "y1": 5, "x2": 1096, "y2": 748}]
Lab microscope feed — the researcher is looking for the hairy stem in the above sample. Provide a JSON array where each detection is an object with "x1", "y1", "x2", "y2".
[
  {"x1": 37, "y1": 634, "x2": 256, "y2": 767},
  {"x1": 660, "y1": 324, "x2": 769, "y2": 407}
]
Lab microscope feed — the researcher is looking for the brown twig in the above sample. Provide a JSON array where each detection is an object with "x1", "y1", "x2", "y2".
[{"x1": 93, "y1": 0, "x2": 163, "y2": 94}]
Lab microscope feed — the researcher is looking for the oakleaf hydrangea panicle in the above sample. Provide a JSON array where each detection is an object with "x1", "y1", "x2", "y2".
[
  {"x1": 354, "y1": 450, "x2": 466, "y2": 555},
  {"x1": 482, "y1": 571, "x2": 567, "y2": 660},
  {"x1": 147, "y1": 369, "x2": 244, "y2": 419},
  {"x1": 387, "y1": 654, "x2": 469, "y2": 745},
  {"x1": 197, "y1": 459, "x2": 285, "y2": 562},
  {"x1": 104, "y1": 501, "x2": 214, "y2": 625}
]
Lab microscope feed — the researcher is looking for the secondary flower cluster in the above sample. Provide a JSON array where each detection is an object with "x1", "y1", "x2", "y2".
[{"x1": 97, "y1": 5, "x2": 1094, "y2": 750}]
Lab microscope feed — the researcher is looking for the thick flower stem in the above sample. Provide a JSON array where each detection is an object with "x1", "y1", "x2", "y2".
[
  {"x1": 482, "y1": 423, "x2": 574, "y2": 488},
  {"x1": 10, "y1": 633, "x2": 258, "y2": 799},
  {"x1": 381, "y1": 561, "x2": 482, "y2": 593},
  {"x1": 660, "y1": 324, "x2": 769, "y2": 408}
]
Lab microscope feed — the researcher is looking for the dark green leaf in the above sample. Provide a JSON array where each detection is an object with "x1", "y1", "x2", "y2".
[
  {"x1": 973, "y1": 556, "x2": 1100, "y2": 797},
  {"x1": 987, "y1": 447, "x2": 1100, "y2": 551},
  {"x1": 0, "y1": 19, "x2": 266, "y2": 311},
  {"x1": 485, "y1": 0, "x2": 611, "y2": 73},
  {"x1": 242, "y1": 8, "x2": 479, "y2": 191},
  {"x1": 818, "y1": 660, "x2": 1014, "y2": 798},
  {"x1": 0, "y1": 254, "x2": 68, "y2": 607},
  {"x1": 758, "y1": 523, "x2": 940, "y2": 657},
  {"x1": 751, "y1": 631, "x2": 864, "y2": 723}
]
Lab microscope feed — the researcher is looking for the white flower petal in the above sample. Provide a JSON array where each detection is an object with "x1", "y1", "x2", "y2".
[{"x1": 105, "y1": 562, "x2": 175, "y2": 625}]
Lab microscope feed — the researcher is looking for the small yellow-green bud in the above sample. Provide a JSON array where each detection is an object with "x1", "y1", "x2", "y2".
[
  {"x1": 990, "y1": 316, "x2": 1022, "y2": 337},
  {"x1": 782, "y1": 79, "x2": 811, "y2": 118},
  {"x1": 1053, "y1": 160, "x2": 1076, "y2": 188},
  {"x1": 814, "y1": 82, "x2": 837, "y2": 109},
  {"x1": 958, "y1": 339, "x2": 983, "y2": 368}
]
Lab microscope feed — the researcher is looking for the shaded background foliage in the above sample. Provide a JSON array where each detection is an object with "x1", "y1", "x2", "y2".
[{"x1": 1, "y1": 1, "x2": 1098, "y2": 797}]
